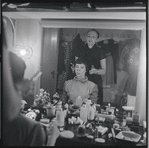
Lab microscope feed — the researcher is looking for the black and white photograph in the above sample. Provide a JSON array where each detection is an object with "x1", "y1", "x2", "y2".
[{"x1": 2, "y1": 0, "x2": 147, "y2": 147}]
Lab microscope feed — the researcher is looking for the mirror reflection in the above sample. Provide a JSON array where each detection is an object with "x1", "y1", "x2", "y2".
[{"x1": 41, "y1": 28, "x2": 141, "y2": 106}]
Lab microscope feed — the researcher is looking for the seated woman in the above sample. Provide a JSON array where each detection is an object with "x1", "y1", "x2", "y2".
[
  {"x1": 3, "y1": 50, "x2": 59, "y2": 146},
  {"x1": 62, "y1": 59, "x2": 98, "y2": 104}
]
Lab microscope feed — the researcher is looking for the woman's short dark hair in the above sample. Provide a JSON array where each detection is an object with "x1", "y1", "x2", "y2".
[
  {"x1": 86, "y1": 29, "x2": 99, "y2": 38},
  {"x1": 9, "y1": 52, "x2": 26, "y2": 84},
  {"x1": 75, "y1": 59, "x2": 88, "y2": 71}
]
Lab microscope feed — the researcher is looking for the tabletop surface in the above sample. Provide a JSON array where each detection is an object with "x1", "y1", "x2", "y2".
[
  {"x1": 24, "y1": 105, "x2": 146, "y2": 146},
  {"x1": 46, "y1": 111, "x2": 145, "y2": 146}
]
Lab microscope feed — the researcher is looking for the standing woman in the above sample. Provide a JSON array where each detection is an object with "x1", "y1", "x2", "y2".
[
  {"x1": 83, "y1": 29, "x2": 106, "y2": 105},
  {"x1": 70, "y1": 29, "x2": 106, "y2": 105}
]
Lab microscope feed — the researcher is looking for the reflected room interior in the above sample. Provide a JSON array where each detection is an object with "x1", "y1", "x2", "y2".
[{"x1": 56, "y1": 28, "x2": 141, "y2": 103}]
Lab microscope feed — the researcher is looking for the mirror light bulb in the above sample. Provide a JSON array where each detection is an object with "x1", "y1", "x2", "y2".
[{"x1": 19, "y1": 49, "x2": 26, "y2": 56}]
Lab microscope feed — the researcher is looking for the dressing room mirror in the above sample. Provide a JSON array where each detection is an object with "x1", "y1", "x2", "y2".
[
  {"x1": 40, "y1": 27, "x2": 141, "y2": 105},
  {"x1": 40, "y1": 19, "x2": 145, "y2": 107}
]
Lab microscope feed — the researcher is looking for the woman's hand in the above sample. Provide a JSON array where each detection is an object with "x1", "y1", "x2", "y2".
[
  {"x1": 89, "y1": 61, "x2": 106, "y2": 75},
  {"x1": 46, "y1": 120, "x2": 60, "y2": 146},
  {"x1": 89, "y1": 68, "x2": 106, "y2": 75},
  {"x1": 89, "y1": 65, "x2": 98, "y2": 74},
  {"x1": 21, "y1": 79, "x2": 35, "y2": 97},
  {"x1": 89, "y1": 68, "x2": 98, "y2": 75},
  {"x1": 47, "y1": 124, "x2": 59, "y2": 139}
]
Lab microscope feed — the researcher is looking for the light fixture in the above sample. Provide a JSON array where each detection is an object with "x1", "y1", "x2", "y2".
[{"x1": 13, "y1": 45, "x2": 33, "y2": 59}]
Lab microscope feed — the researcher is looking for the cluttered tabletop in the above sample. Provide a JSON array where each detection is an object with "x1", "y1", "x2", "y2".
[{"x1": 22, "y1": 92, "x2": 146, "y2": 146}]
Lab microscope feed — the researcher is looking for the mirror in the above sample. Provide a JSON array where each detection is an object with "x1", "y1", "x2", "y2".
[
  {"x1": 50, "y1": 28, "x2": 141, "y2": 105},
  {"x1": 40, "y1": 24, "x2": 142, "y2": 104}
]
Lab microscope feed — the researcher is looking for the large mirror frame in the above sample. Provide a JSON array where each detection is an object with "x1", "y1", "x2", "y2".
[{"x1": 3, "y1": 11, "x2": 146, "y2": 126}]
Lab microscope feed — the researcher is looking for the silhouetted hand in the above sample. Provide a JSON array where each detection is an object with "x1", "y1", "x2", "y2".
[{"x1": 46, "y1": 120, "x2": 60, "y2": 146}]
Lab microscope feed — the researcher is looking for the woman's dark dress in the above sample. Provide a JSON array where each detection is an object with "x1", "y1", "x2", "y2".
[{"x1": 82, "y1": 44, "x2": 106, "y2": 105}]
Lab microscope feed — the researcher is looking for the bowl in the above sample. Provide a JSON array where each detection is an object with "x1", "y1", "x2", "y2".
[{"x1": 115, "y1": 131, "x2": 141, "y2": 145}]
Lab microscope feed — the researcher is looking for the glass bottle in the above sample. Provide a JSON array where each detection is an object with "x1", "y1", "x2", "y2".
[
  {"x1": 56, "y1": 108, "x2": 65, "y2": 127},
  {"x1": 76, "y1": 96, "x2": 83, "y2": 107},
  {"x1": 88, "y1": 104, "x2": 95, "y2": 121},
  {"x1": 80, "y1": 103, "x2": 88, "y2": 123}
]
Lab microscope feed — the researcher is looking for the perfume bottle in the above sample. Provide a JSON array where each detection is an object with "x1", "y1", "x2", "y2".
[
  {"x1": 56, "y1": 108, "x2": 65, "y2": 127},
  {"x1": 88, "y1": 104, "x2": 95, "y2": 120},
  {"x1": 80, "y1": 103, "x2": 88, "y2": 123}
]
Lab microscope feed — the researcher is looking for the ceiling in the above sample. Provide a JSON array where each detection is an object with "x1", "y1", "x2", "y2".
[{"x1": 2, "y1": 1, "x2": 146, "y2": 20}]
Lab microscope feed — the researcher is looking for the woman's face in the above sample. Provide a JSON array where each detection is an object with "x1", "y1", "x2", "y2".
[
  {"x1": 86, "y1": 31, "x2": 98, "y2": 48},
  {"x1": 75, "y1": 63, "x2": 86, "y2": 78}
]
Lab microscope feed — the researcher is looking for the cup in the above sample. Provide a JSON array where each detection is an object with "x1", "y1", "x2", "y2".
[{"x1": 47, "y1": 105, "x2": 55, "y2": 118}]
